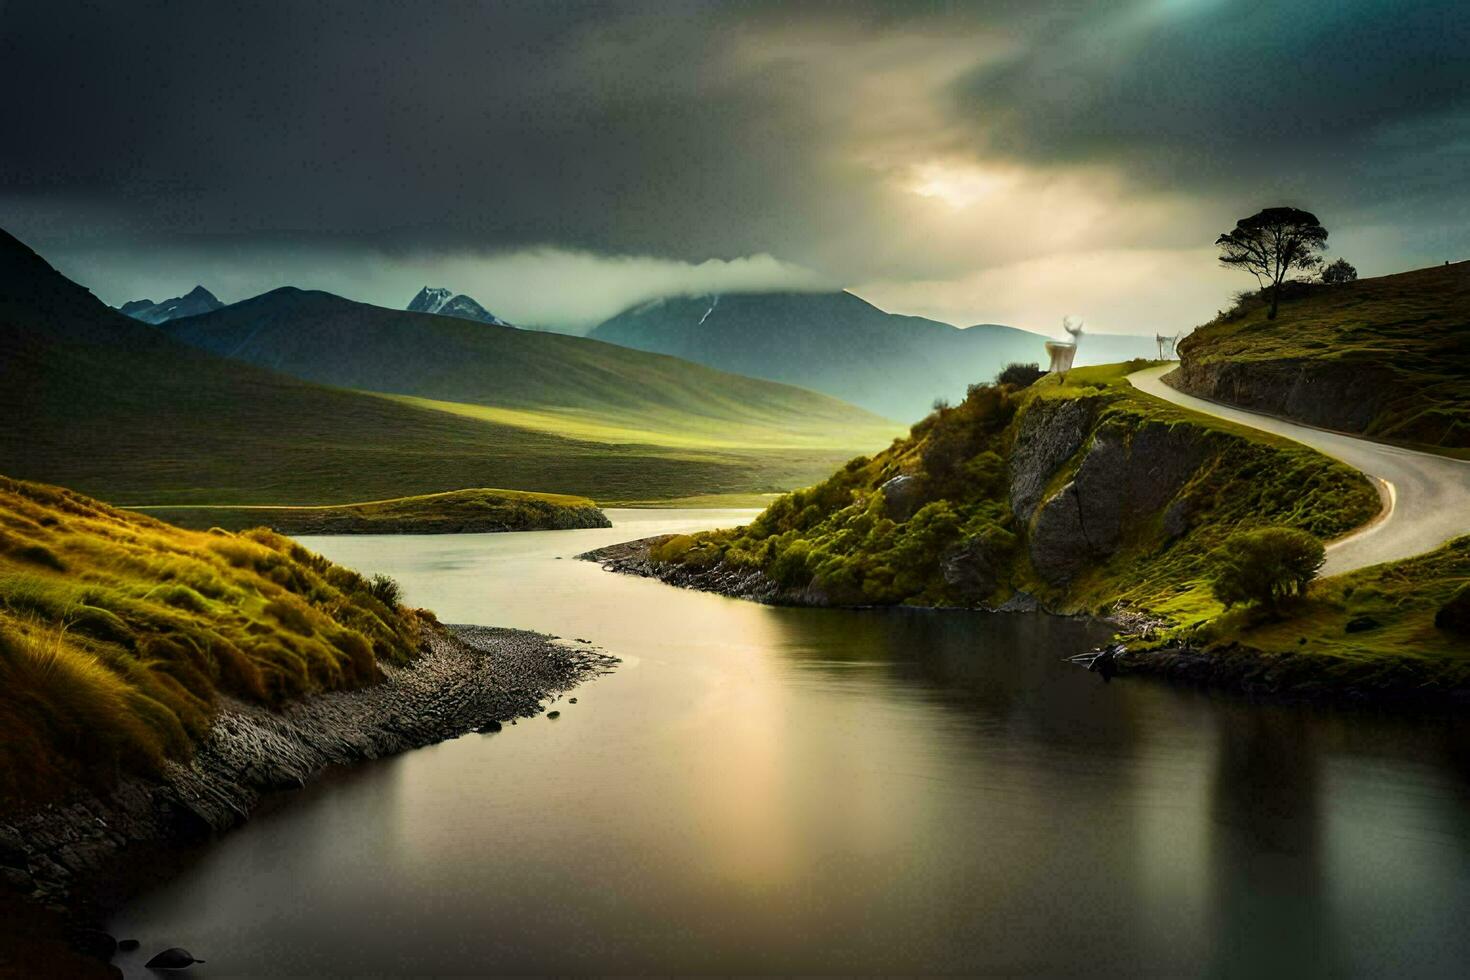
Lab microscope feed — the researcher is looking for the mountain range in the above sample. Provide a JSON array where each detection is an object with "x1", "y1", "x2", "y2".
[
  {"x1": 407, "y1": 286, "x2": 509, "y2": 325},
  {"x1": 589, "y1": 290, "x2": 1159, "y2": 420},
  {"x1": 0, "y1": 229, "x2": 892, "y2": 506},
  {"x1": 159, "y1": 287, "x2": 895, "y2": 450},
  {"x1": 117, "y1": 285, "x2": 223, "y2": 324}
]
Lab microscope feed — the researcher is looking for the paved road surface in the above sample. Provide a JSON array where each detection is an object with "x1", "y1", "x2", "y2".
[{"x1": 1128, "y1": 364, "x2": 1470, "y2": 576}]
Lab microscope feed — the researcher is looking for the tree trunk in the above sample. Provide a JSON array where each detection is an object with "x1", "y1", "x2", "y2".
[{"x1": 1267, "y1": 281, "x2": 1280, "y2": 319}]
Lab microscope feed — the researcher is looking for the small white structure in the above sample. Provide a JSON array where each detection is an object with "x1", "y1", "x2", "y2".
[
  {"x1": 1046, "y1": 317, "x2": 1084, "y2": 375},
  {"x1": 1155, "y1": 332, "x2": 1180, "y2": 360}
]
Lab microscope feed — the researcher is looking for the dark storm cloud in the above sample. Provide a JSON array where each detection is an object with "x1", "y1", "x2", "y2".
[
  {"x1": 0, "y1": 0, "x2": 850, "y2": 258},
  {"x1": 954, "y1": 0, "x2": 1470, "y2": 211},
  {"x1": 2, "y1": 0, "x2": 1467, "y2": 327}
]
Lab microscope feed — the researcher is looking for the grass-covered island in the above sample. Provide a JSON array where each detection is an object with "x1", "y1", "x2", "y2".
[
  {"x1": 133, "y1": 487, "x2": 611, "y2": 534},
  {"x1": 584, "y1": 360, "x2": 1468, "y2": 701},
  {"x1": 0, "y1": 474, "x2": 613, "y2": 974}
]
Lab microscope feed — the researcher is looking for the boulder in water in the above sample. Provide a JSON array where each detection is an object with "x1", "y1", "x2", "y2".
[{"x1": 144, "y1": 947, "x2": 205, "y2": 970}]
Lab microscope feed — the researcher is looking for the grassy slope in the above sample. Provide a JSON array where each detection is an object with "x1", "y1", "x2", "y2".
[
  {"x1": 0, "y1": 474, "x2": 432, "y2": 809},
  {"x1": 134, "y1": 487, "x2": 608, "y2": 533},
  {"x1": 652, "y1": 361, "x2": 1378, "y2": 617},
  {"x1": 1177, "y1": 261, "x2": 1470, "y2": 451},
  {"x1": 160, "y1": 288, "x2": 900, "y2": 449},
  {"x1": 0, "y1": 229, "x2": 889, "y2": 505},
  {"x1": 1197, "y1": 536, "x2": 1470, "y2": 675}
]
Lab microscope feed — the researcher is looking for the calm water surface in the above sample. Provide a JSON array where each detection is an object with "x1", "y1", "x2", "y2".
[{"x1": 110, "y1": 509, "x2": 1470, "y2": 976}]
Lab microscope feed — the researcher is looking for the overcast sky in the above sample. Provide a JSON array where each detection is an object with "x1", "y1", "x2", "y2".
[{"x1": 4, "y1": 0, "x2": 1467, "y2": 333}]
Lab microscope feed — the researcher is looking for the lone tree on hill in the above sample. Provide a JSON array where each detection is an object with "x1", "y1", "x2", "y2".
[
  {"x1": 1215, "y1": 207, "x2": 1328, "y2": 319},
  {"x1": 1321, "y1": 257, "x2": 1357, "y2": 284}
]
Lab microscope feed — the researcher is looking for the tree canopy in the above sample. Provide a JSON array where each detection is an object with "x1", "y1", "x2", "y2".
[
  {"x1": 1216, "y1": 207, "x2": 1328, "y2": 319},
  {"x1": 1321, "y1": 257, "x2": 1358, "y2": 284}
]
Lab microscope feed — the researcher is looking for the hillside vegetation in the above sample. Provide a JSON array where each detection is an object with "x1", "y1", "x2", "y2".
[
  {"x1": 0, "y1": 229, "x2": 891, "y2": 506},
  {"x1": 1197, "y1": 535, "x2": 1470, "y2": 677},
  {"x1": 590, "y1": 290, "x2": 1157, "y2": 421},
  {"x1": 0, "y1": 474, "x2": 432, "y2": 809},
  {"x1": 136, "y1": 487, "x2": 610, "y2": 534},
  {"x1": 1174, "y1": 261, "x2": 1470, "y2": 451},
  {"x1": 631, "y1": 362, "x2": 1379, "y2": 621}
]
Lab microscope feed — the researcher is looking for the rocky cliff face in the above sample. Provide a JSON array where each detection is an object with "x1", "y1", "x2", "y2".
[
  {"x1": 1020, "y1": 417, "x2": 1212, "y2": 585},
  {"x1": 1168, "y1": 356, "x2": 1397, "y2": 436}
]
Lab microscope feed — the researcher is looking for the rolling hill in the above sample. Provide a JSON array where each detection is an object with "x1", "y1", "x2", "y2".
[
  {"x1": 158, "y1": 287, "x2": 898, "y2": 450},
  {"x1": 1173, "y1": 262, "x2": 1470, "y2": 451},
  {"x1": 0, "y1": 229, "x2": 889, "y2": 506},
  {"x1": 588, "y1": 290, "x2": 1158, "y2": 420}
]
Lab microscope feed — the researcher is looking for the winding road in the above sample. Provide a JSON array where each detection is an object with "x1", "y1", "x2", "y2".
[{"x1": 1128, "y1": 364, "x2": 1470, "y2": 576}]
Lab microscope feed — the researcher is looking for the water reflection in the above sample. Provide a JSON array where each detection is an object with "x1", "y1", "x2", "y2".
[{"x1": 106, "y1": 513, "x2": 1470, "y2": 977}]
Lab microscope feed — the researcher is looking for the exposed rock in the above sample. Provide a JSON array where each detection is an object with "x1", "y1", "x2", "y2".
[
  {"x1": 144, "y1": 946, "x2": 204, "y2": 969},
  {"x1": 1027, "y1": 420, "x2": 1214, "y2": 584},
  {"x1": 1168, "y1": 357, "x2": 1398, "y2": 439},
  {"x1": 1345, "y1": 616, "x2": 1381, "y2": 633},
  {"x1": 1008, "y1": 397, "x2": 1095, "y2": 523},
  {"x1": 878, "y1": 475, "x2": 922, "y2": 522},
  {"x1": 940, "y1": 531, "x2": 1008, "y2": 599},
  {"x1": 1028, "y1": 482, "x2": 1092, "y2": 585}
]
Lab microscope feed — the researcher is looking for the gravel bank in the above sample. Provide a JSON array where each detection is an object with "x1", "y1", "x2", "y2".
[{"x1": 0, "y1": 624, "x2": 616, "y2": 910}]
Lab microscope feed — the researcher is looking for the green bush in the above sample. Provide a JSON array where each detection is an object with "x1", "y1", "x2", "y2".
[
  {"x1": 1210, "y1": 527, "x2": 1325, "y2": 610},
  {"x1": 367, "y1": 573, "x2": 403, "y2": 608}
]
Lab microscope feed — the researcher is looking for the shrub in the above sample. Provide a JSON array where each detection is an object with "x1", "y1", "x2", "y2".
[
  {"x1": 1434, "y1": 585, "x2": 1470, "y2": 634},
  {"x1": 996, "y1": 362, "x2": 1046, "y2": 388},
  {"x1": 367, "y1": 573, "x2": 403, "y2": 608},
  {"x1": 1321, "y1": 257, "x2": 1357, "y2": 284},
  {"x1": 1210, "y1": 527, "x2": 1325, "y2": 610}
]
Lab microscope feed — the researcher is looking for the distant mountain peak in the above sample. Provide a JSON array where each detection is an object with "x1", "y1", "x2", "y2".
[
  {"x1": 406, "y1": 286, "x2": 510, "y2": 326},
  {"x1": 408, "y1": 286, "x2": 454, "y2": 313},
  {"x1": 117, "y1": 285, "x2": 223, "y2": 324}
]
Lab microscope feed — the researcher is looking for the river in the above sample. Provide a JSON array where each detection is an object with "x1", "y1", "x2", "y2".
[{"x1": 108, "y1": 509, "x2": 1470, "y2": 976}]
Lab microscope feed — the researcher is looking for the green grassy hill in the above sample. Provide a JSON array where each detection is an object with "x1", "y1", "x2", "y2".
[
  {"x1": 136, "y1": 487, "x2": 610, "y2": 534},
  {"x1": 0, "y1": 229, "x2": 892, "y2": 505},
  {"x1": 0, "y1": 474, "x2": 430, "y2": 808},
  {"x1": 1174, "y1": 262, "x2": 1470, "y2": 451},
  {"x1": 160, "y1": 287, "x2": 898, "y2": 450},
  {"x1": 632, "y1": 362, "x2": 1378, "y2": 620}
]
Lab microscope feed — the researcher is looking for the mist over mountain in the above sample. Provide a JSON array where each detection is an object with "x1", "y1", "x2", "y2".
[
  {"x1": 407, "y1": 286, "x2": 510, "y2": 326},
  {"x1": 116, "y1": 285, "x2": 223, "y2": 324},
  {"x1": 590, "y1": 290, "x2": 1157, "y2": 420}
]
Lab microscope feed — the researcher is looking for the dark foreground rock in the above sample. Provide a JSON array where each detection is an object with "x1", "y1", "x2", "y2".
[
  {"x1": 1107, "y1": 641, "x2": 1470, "y2": 706},
  {"x1": 0, "y1": 625, "x2": 616, "y2": 909}
]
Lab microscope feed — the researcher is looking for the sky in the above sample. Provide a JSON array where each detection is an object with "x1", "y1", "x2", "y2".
[{"x1": 3, "y1": 0, "x2": 1467, "y2": 334}]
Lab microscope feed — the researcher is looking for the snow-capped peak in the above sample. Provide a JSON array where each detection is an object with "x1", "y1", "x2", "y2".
[{"x1": 408, "y1": 286, "x2": 455, "y2": 315}]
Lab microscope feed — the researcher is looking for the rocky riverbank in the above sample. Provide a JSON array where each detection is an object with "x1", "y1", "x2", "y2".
[
  {"x1": 1104, "y1": 640, "x2": 1470, "y2": 706},
  {"x1": 578, "y1": 536, "x2": 1046, "y2": 613},
  {"x1": 0, "y1": 624, "x2": 615, "y2": 917}
]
